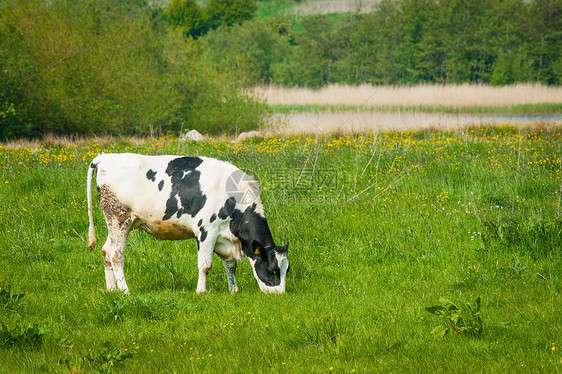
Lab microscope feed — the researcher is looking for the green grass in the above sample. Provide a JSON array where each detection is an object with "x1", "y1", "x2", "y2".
[
  {"x1": 268, "y1": 102, "x2": 562, "y2": 114},
  {"x1": 1, "y1": 125, "x2": 561, "y2": 372}
]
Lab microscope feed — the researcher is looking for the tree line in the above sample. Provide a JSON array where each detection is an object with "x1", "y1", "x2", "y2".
[
  {"x1": 1, "y1": 0, "x2": 560, "y2": 139},
  {"x1": 201, "y1": 0, "x2": 561, "y2": 87}
]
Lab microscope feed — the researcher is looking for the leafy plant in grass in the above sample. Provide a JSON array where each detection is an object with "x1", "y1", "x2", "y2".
[
  {"x1": 0, "y1": 287, "x2": 47, "y2": 349},
  {"x1": 61, "y1": 341, "x2": 133, "y2": 373},
  {"x1": 0, "y1": 287, "x2": 25, "y2": 311},
  {"x1": 425, "y1": 297, "x2": 483, "y2": 338},
  {"x1": 0, "y1": 322, "x2": 48, "y2": 349}
]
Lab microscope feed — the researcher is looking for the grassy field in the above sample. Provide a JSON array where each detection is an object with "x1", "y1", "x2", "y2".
[{"x1": 1, "y1": 125, "x2": 561, "y2": 373}]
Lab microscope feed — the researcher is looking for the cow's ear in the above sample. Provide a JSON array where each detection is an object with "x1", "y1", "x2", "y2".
[
  {"x1": 276, "y1": 243, "x2": 289, "y2": 255},
  {"x1": 251, "y1": 240, "x2": 264, "y2": 256}
]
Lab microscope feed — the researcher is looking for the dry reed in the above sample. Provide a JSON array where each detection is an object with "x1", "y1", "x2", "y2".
[
  {"x1": 1, "y1": 134, "x2": 146, "y2": 149},
  {"x1": 255, "y1": 83, "x2": 562, "y2": 107}
]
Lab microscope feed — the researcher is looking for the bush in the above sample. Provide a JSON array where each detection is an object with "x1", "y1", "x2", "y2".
[
  {"x1": 164, "y1": 0, "x2": 207, "y2": 38},
  {"x1": 0, "y1": 0, "x2": 264, "y2": 140},
  {"x1": 206, "y1": 0, "x2": 257, "y2": 29}
]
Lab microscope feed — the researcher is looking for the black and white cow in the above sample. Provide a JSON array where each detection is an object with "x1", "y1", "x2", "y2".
[{"x1": 87, "y1": 153, "x2": 289, "y2": 294}]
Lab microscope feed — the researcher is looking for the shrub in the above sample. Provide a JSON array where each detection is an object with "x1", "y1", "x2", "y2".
[
  {"x1": 206, "y1": 0, "x2": 257, "y2": 29},
  {"x1": 164, "y1": 0, "x2": 207, "y2": 38},
  {"x1": 0, "y1": 0, "x2": 264, "y2": 139}
]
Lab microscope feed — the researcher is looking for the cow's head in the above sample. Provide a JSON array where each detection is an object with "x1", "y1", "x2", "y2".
[{"x1": 248, "y1": 243, "x2": 289, "y2": 294}]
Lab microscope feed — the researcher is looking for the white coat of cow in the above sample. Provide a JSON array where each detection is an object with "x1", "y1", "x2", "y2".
[{"x1": 87, "y1": 153, "x2": 289, "y2": 294}]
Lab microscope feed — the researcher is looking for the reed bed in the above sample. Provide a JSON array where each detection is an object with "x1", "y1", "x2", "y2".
[
  {"x1": 255, "y1": 83, "x2": 562, "y2": 107},
  {"x1": 276, "y1": 112, "x2": 562, "y2": 134}
]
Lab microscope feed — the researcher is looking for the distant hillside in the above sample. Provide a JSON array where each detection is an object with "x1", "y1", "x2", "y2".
[{"x1": 258, "y1": 0, "x2": 383, "y2": 15}]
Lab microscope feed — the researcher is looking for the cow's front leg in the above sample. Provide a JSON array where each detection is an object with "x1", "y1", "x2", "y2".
[
  {"x1": 223, "y1": 259, "x2": 239, "y2": 293},
  {"x1": 196, "y1": 235, "x2": 217, "y2": 294}
]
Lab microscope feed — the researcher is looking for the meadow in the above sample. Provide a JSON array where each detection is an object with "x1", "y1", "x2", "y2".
[{"x1": 0, "y1": 125, "x2": 561, "y2": 373}]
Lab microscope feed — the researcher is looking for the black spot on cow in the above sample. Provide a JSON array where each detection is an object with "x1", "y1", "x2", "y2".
[
  {"x1": 198, "y1": 219, "x2": 203, "y2": 227},
  {"x1": 162, "y1": 157, "x2": 206, "y2": 220},
  {"x1": 218, "y1": 197, "x2": 236, "y2": 220},
  {"x1": 210, "y1": 213, "x2": 217, "y2": 223},
  {"x1": 158, "y1": 180, "x2": 164, "y2": 191},
  {"x1": 200, "y1": 226, "x2": 208, "y2": 242},
  {"x1": 229, "y1": 203, "x2": 275, "y2": 253},
  {"x1": 146, "y1": 169, "x2": 157, "y2": 182}
]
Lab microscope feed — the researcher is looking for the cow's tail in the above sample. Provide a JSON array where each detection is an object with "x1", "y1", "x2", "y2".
[{"x1": 87, "y1": 155, "x2": 101, "y2": 252}]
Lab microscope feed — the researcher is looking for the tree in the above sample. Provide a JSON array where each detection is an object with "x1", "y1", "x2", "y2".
[
  {"x1": 206, "y1": 0, "x2": 256, "y2": 30},
  {"x1": 199, "y1": 20, "x2": 291, "y2": 85},
  {"x1": 525, "y1": 0, "x2": 562, "y2": 83},
  {"x1": 164, "y1": 0, "x2": 207, "y2": 38}
]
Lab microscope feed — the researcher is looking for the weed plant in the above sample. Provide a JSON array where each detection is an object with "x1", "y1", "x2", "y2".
[{"x1": 0, "y1": 125, "x2": 560, "y2": 372}]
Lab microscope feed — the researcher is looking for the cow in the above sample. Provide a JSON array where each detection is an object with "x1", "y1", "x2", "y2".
[{"x1": 86, "y1": 153, "x2": 289, "y2": 294}]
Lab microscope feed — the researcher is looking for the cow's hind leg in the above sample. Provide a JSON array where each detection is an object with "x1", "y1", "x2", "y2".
[
  {"x1": 102, "y1": 237, "x2": 116, "y2": 291},
  {"x1": 223, "y1": 259, "x2": 239, "y2": 293},
  {"x1": 99, "y1": 185, "x2": 133, "y2": 294},
  {"x1": 102, "y1": 229, "x2": 131, "y2": 294}
]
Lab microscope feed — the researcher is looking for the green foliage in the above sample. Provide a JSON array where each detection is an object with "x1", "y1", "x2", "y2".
[
  {"x1": 425, "y1": 297, "x2": 483, "y2": 338},
  {"x1": 199, "y1": 19, "x2": 292, "y2": 85},
  {"x1": 0, "y1": 322, "x2": 48, "y2": 349},
  {"x1": 62, "y1": 341, "x2": 133, "y2": 373},
  {"x1": 0, "y1": 287, "x2": 25, "y2": 311},
  {"x1": 0, "y1": 0, "x2": 264, "y2": 140},
  {"x1": 214, "y1": 0, "x2": 562, "y2": 86},
  {"x1": 0, "y1": 287, "x2": 48, "y2": 349},
  {"x1": 206, "y1": 0, "x2": 257, "y2": 29},
  {"x1": 164, "y1": 0, "x2": 207, "y2": 38},
  {"x1": 162, "y1": 0, "x2": 257, "y2": 38}
]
